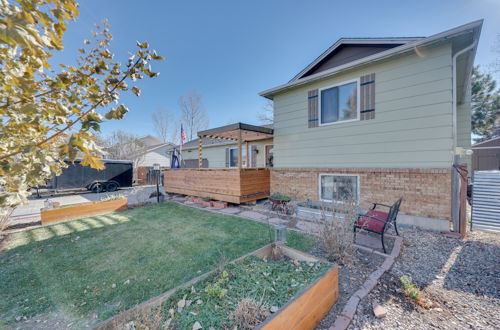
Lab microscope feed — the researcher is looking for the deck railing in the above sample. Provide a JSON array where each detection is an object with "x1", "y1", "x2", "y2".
[{"x1": 163, "y1": 168, "x2": 270, "y2": 204}]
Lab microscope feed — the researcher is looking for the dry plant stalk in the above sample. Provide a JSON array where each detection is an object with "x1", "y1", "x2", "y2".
[
  {"x1": 230, "y1": 298, "x2": 270, "y2": 329},
  {"x1": 311, "y1": 197, "x2": 358, "y2": 265},
  {"x1": 129, "y1": 307, "x2": 166, "y2": 329}
]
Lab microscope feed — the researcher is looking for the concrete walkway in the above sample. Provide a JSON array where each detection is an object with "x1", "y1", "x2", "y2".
[{"x1": 9, "y1": 186, "x2": 158, "y2": 229}]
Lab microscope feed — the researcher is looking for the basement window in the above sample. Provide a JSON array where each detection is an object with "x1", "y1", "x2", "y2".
[{"x1": 319, "y1": 174, "x2": 359, "y2": 202}]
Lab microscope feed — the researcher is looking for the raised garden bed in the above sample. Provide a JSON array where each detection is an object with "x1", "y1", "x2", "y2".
[
  {"x1": 99, "y1": 244, "x2": 338, "y2": 329},
  {"x1": 40, "y1": 198, "x2": 128, "y2": 225}
]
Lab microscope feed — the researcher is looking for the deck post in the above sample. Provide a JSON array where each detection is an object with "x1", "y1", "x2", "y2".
[
  {"x1": 246, "y1": 142, "x2": 249, "y2": 168},
  {"x1": 198, "y1": 135, "x2": 203, "y2": 168},
  {"x1": 238, "y1": 130, "x2": 242, "y2": 169}
]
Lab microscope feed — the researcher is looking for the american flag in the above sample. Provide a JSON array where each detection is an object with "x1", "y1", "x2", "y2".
[{"x1": 180, "y1": 124, "x2": 187, "y2": 147}]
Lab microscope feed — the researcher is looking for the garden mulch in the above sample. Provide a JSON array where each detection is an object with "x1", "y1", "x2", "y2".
[{"x1": 349, "y1": 229, "x2": 500, "y2": 330}]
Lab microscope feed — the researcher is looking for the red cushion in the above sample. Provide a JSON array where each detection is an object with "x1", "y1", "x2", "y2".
[
  {"x1": 367, "y1": 210, "x2": 389, "y2": 221},
  {"x1": 356, "y1": 210, "x2": 388, "y2": 232}
]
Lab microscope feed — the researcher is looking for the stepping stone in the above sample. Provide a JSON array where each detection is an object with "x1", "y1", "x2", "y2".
[
  {"x1": 218, "y1": 207, "x2": 241, "y2": 214},
  {"x1": 239, "y1": 210, "x2": 267, "y2": 221},
  {"x1": 355, "y1": 233, "x2": 383, "y2": 250},
  {"x1": 296, "y1": 221, "x2": 320, "y2": 233},
  {"x1": 268, "y1": 218, "x2": 286, "y2": 225}
]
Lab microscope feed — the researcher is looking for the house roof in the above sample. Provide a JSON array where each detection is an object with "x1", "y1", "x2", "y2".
[
  {"x1": 137, "y1": 135, "x2": 175, "y2": 153},
  {"x1": 472, "y1": 136, "x2": 500, "y2": 148},
  {"x1": 289, "y1": 37, "x2": 424, "y2": 82},
  {"x1": 138, "y1": 135, "x2": 164, "y2": 147},
  {"x1": 181, "y1": 136, "x2": 235, "y2": 150},
  {"x1": 260, "y1": 20, "x2": 483, "y2": 99}
]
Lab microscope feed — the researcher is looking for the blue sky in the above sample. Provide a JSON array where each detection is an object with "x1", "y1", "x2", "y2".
[{"x1": 54, "y1": 0, "x2": 500, "y2": 140}]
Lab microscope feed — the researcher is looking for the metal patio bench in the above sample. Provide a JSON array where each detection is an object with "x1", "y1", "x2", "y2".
[{"x1": 354, "y1": 198, "x2": 402, "y2": 253}]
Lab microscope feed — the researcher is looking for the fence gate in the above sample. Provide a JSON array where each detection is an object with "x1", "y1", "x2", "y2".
[
  {"x1": 471, "y1": 171, "x2": 500, "y2": 233},
  {"x1": 147, "y1": 168, "x2": 164, "y2": 186}
]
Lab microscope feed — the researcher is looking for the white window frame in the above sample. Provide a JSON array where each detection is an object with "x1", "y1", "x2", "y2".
[
  {"x1": 318, "y1": 173, "x2": 360, "y2": 203},
  {"x1": 318, "y1": 78, "x2": 360, "y2": 126},
  {"x1": 248, "y1": 144, "x2": 259, "y2": 168},
  {"x1": 264, "y1": 144, "x2": 274, "y2": 167},
  {"x1": 228, "y1": 147, "x2": 248, "y2": 168},
  {"x1": 228, "y1": 147, "x2": 238, "y2": 168}
]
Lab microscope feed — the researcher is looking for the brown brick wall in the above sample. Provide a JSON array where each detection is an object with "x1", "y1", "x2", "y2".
[{"x1": 271, "y1": 168, "x2": 452, "y2": 221}]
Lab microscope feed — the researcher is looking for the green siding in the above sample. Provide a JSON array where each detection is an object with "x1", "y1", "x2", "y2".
[
  {"x1": 273, "y1": 43, "x2": 455, "y2": 169},
  {"x1": 182, "y1": 139, "x2": 273, "y2": 168}
]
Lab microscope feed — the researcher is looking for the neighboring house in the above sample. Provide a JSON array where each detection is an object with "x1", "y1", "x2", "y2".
[
  {"x1": 135, "y1": 135, "x2": 174, "y2": 185},
  {"x1": 136, "y1": 135, "x2": 174, "y2": 168},
  {"x1": 180, "y1": 127, "x2": 274, "y2": 168},
  {"x1": 259, "y1": 20, "x2": 482, "y2": 230},
  {"x1": 472, "y1": 137, "x2": 500, "y2": 173}
]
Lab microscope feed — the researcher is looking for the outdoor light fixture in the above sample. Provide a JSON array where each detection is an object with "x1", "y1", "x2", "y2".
[
  {"x1": 274, "y1": 224, "x2": 287, "y2": 242},
  {"x1": 153, "y1": 163, "x2": 160, "y2": 203}
]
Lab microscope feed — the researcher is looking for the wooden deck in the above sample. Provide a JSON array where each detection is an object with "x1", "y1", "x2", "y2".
[{"x1": 164, "y1": 168, "x2": 270, "y2": 204}]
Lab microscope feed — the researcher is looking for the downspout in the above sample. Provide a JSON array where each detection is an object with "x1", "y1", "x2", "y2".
[
  {"x1": 452, "y1": 40, "x2": 477, "y2": 153},
  {"x1": 451, "y1": 39, "x2": 477, "y2": 233}
]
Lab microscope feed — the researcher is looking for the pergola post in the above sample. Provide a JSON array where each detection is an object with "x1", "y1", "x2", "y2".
[
  {"x1": 198, "y1": 135, "x2": 203, "y2": 169},
  {"x1": 238, "y1": 130, "x2": 242, "y2": 169},
  {"x1": 245, "y1": 142, "x2": 249, "y2": 168}
]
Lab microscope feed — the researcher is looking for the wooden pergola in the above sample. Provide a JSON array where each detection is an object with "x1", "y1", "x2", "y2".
[
  {"x1": 164, "y1": 123, "x2": 274, "y2": 204},
  {"x1": 197, "y1": 123, "x2": 274, "y2": 168}
]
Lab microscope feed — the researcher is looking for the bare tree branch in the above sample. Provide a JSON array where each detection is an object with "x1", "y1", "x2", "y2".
[
  {"x1": 102, "y1": 130, "x2": 148, "y2": 169},
  {"x1": 152, "y1": 108, "x2": 174, "y2": 142},
  {"x1": 257, "y1": 99, "x2": 273, "y2": 125},
  {"x1": 179, "y1": 89, "x2": 209, "y2": 140}
]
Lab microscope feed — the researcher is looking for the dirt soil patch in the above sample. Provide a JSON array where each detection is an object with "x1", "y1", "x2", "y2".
[{"x1": 350, "y1": 229, "x2": 500, "y2": 329}]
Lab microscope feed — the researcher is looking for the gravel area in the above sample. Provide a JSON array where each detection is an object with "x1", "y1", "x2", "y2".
[{"x1": 351, "y1": 229, "x2": 500, "y2": 330}]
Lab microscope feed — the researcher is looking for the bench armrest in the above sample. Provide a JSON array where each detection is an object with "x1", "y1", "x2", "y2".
[{"x1": 370, "y1": 202, "x2": 392, "y2": 210}]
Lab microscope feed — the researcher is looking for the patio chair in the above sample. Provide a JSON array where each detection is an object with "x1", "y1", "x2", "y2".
[{"x1": 353, "y1": 198, "x2": 402, "y2": 253}]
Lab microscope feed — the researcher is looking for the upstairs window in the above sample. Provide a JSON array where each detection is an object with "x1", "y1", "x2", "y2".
[{"x1": 319, "y1": 80, "x2": 359, "y2": 125}]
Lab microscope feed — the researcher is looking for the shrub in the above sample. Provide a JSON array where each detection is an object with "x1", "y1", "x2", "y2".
[
  {"x1": 205, "y1": 270, "x2": 229, "y2": 299},
  {"x1": 270, "y1": 193, "x2": 291, "y2": 201},
  {"x1": 400, "y1": 275, "x2": 433, "y2": 308},
  {"x1": 230, "y1": 298, "x2": 270, "y2": 329},
  {"x1": 310, "y1": 197, "x2": 358, "y2": 265},
  {"x1": 400, "y1": 275, "x2": 420, "y2": 300},
  {"x1": 202, "y1": 196, "x2": 211, "y2": 202}
]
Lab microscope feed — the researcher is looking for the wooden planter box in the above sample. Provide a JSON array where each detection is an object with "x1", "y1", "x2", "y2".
[
  {"x1": 95, "y1": 244, "x2": 338, "y2": 330},
  {"x1": 41, "y1": 199, "x2": 128, "y2": 225}
]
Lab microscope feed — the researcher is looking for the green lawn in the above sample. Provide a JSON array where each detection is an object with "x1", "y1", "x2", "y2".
[{"x1": 0, "y1": 202, "x2": 314, "y2": 328}]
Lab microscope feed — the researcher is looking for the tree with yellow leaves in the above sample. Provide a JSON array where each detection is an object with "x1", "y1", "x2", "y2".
[{"x1": 0, "y1": 0, "x2": 163, "y2": 227}]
